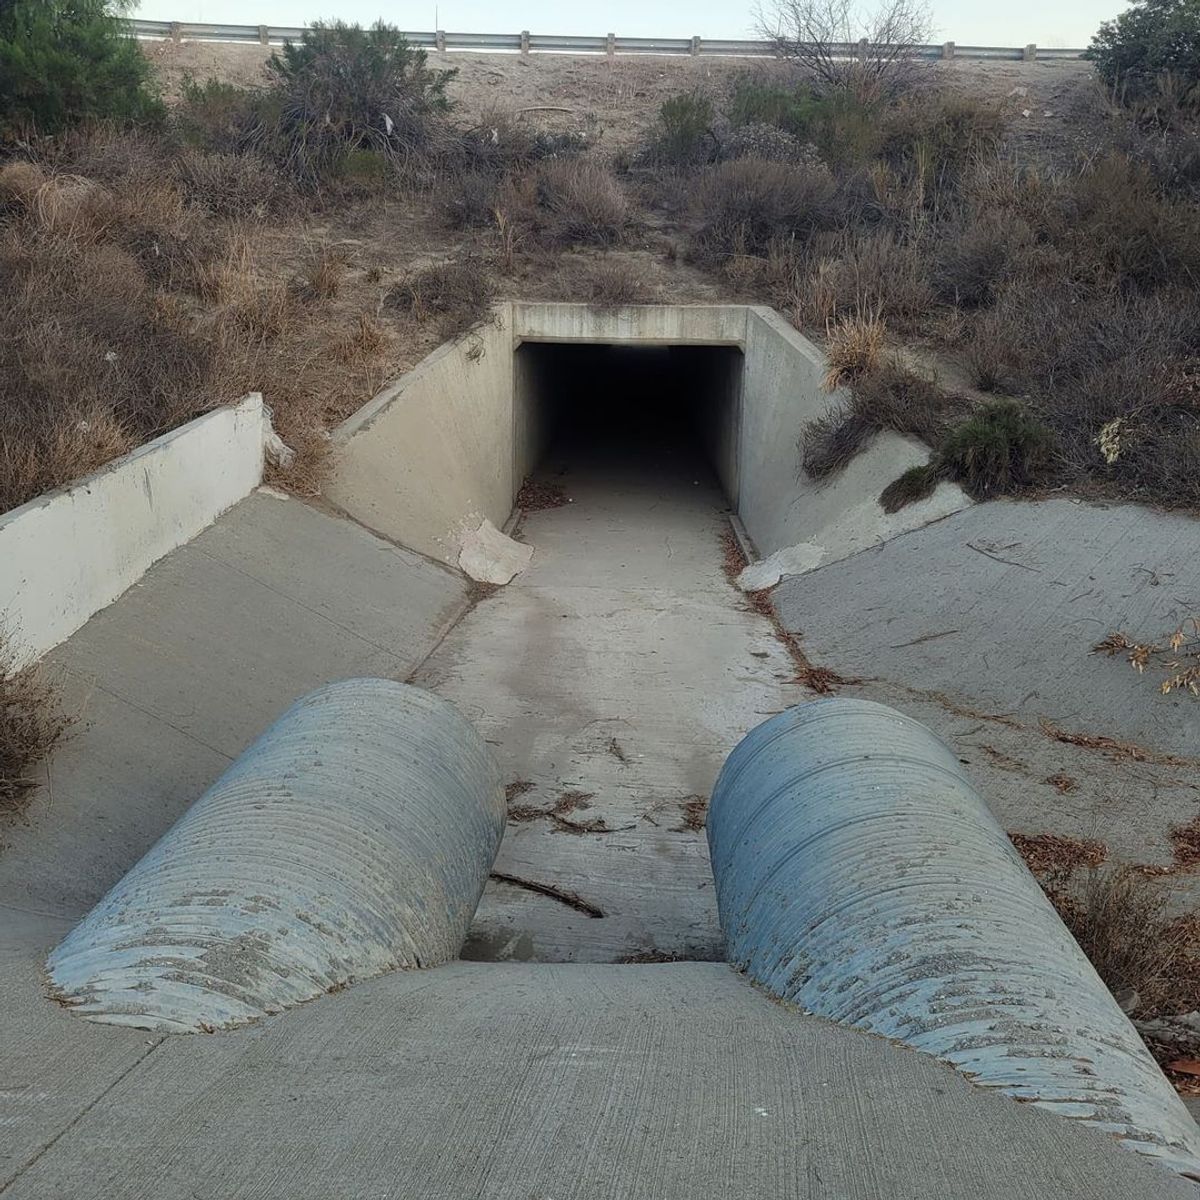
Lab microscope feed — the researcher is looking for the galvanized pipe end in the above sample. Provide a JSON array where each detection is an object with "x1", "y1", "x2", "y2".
[
  {"x1": 708, "y1": 698, "x2": 1200, "y2": 1180},
  {"x1": 47, "y1": 680, "x2": 505, "y2": 1033}
]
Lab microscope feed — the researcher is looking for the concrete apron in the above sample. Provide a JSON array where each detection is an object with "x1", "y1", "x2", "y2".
[{"x1": 413, "y1": 430, "x2": 808, "y2": 963}]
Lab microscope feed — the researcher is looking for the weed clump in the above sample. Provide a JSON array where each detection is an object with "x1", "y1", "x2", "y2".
[
  {"x1": 385, "y1": 257, "x2": 496, "y2": 340},
  {"x1": 0, "y1": 638, "x2": 72, "y2": 813},
  {"x1": 939, "y1": 399, "x2": 1054, "y2": 497}
]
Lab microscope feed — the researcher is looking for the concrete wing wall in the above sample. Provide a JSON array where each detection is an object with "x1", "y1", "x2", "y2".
[
  {"x1": 0, "y1": 395, "x2": 264, "y2": 668},
  {"x1": 325, "y1": 311, "x2": 516, "y2": 566},
  {"x1": 739, "y1": 307, "x2": 970, "y2": 568}
]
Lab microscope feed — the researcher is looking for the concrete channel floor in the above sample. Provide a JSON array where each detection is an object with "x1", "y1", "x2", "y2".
[
  {"x1": 415, "y1": 429, "x2": 806, "y2": 962},
  {"x1": 3, "y1": 913, "x2": 1194, "y2": 1200},
  {"x1": 1, "y1": 438, "x2": 1196, "y2": 1196},
  {"x1": 773, "y1": 498, "x2": 1200, "y2": 887}
]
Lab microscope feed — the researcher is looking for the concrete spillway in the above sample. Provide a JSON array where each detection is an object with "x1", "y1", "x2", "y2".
[{"x1": 2, "y1": 304, "x2": 1197, "y2": 1196}]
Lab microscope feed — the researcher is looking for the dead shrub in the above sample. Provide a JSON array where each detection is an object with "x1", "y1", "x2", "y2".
[
  {"x1": 801, "y1": 406, "x2": 876, "y2": 478},
  {"x1": 852, "y1": 357, "x2": 960, "y2": 448},
  {"x1": 1058, "y1": 867, "x2": 1200, "y2": 1018},
  {"x1": 0, "y1": 638, "x2": 73, "y2": 814},
  {"x1": 693, "y1": 157, "x2": 837, "y2": 263},
  {"x1": 822, "y1": 311, "x2": 886, "y2": 390},
  {"x1": 172, "y1": 149, "x2": 290, "y2": 219},
  {"x1": 533, "y1": 159, "x2": 628, "y2": 246},
  {"x1": 436, "y1": 168, "x2": 501, "y2": 229},
  {"x1": 574, "y1": 258, "x2": 654, "y2": 309},
  {"x1": 299, "y1": 243, "x2": 346, "y2": 301},
  {"x1": 933, "y1": 215, "x2": 1029, "y2": 308},
  {"x1": 801, "y1": 357, "x2": 959, "y2": 480},
  {"x1": 792, "y1": 228, "x2": 933, "y2": 333},
  {"x1": 385, "y1": 257, "x2": 496, "y2": 340}
]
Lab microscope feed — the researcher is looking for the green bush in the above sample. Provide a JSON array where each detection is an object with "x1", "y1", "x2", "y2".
[
  {"x1": 1087, "y1": 0, "x2": 1200, "y2": 100},
  {"x1": 0, "y1": 0, "x2": 163, "y2": 141},
  {"x1": 175, "y1": 77, "x2": 277, "y2": 153},
  {"x1": 652, "y1": 92, "x2": 715, "y2": 165},
  {"x1": 267, "y1": 19, "x2": 455, "y2": 184},
  {"x1": 939, "y1": 400, "x2": 1053, "y2": 497},
  {"x1": 726, "y1": 78, "x2": 881, "y2": 167}
]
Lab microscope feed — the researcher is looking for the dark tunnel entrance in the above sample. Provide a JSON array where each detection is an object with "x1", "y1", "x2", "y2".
[{"x1": 513, "y1": 342, "x2": 744, "y2": 509}]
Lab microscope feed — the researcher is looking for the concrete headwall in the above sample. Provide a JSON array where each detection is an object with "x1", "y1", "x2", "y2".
[
  {"x1": 739, "y1": 307, "x2": 970, "y2": 568},
  {"x1": 325, "y1": 311, "x2": 516, "y2": 566},
  {"x1": 326, "y1": 303, "x2": 970, "y2": 579},
  {"x1": 0, "y1": 395, "x2": 264, "y2": 667},
  {"x1": 511, "y1": 302, "x2": 747, "y2": 347}
]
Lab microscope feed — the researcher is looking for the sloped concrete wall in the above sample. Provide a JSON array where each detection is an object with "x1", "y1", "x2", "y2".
[
  {"x1": 0, "y1": 395, "x2": 264, "y2": 667},
  {"x1": 325, "y1": 310, "x2": 516, "y2": 566},
  {"x1": 739, "y1": 307, "x2": 970, "y2": 568}
]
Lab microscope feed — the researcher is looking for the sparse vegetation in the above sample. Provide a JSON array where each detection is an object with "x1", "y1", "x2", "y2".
[{"x1": 1, "y1": 637, "x2": 72, "y2": 813}]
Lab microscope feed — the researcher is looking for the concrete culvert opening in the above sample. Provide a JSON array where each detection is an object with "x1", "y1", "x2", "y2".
[{"x1": 514, "y1": 342, "x2": 744, "y2": 512}]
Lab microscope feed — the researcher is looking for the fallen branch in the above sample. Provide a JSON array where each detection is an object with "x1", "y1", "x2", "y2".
[{"x1": 489, "y1": 871, "x2": 605, "y2": 918}]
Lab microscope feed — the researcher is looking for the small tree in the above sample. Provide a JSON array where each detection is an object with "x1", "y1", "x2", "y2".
[
  {"x1": 754, "y1": 0, "x2": 933, "y2": 96},
  {"x1": 0, "y1": 0, "x2": 162, "y2": 141},
  {"x1": 1086, "y1": 0, "x2": 1200, "y2": 101},
  {"x1": 268, "y1": 20, "x2": 455, "y2": 183}
]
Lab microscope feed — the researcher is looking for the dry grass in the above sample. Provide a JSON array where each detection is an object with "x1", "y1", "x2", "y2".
[
  {"x1": 821, "y1": 311, "x2": 887, "y2": 391},
  {"x1": 1060, "y1": 867, "x2": 1200, "y2": 1019},
  {"x1": 0, "y1": 639, "x2": 73, "y2": 814},
  {"x1": 384, "y1": 257, "x2": 496, "y2": 341}
]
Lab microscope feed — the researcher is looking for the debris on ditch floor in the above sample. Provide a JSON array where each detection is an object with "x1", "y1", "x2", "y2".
[
  {"x1": 516, "y1": 478, "x2": 570, "y2": 512},
  {"x1": 1170, "y1": 816, "x2": 1200, "y2": 870},
  {"x1": 719, "y1": 527, "x2": 857, "y2": 696},
  {"x1": 1009, "y1": 832, "x2": 1108, "y2": 877},
  {"x1": 1047, "y1": 773, "x2": 1079, "y2": 794},
  {"x1": 672, "y1": 795, "x2": 708, "y2": 832},
  {"x1": 489, "y1": 871, "x2": 604, "y2": 918}
]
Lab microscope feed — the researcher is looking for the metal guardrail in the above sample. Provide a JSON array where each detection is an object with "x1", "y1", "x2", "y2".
[{"x1": 127, "y1": 19, "x2": 1086, "y2": 62}]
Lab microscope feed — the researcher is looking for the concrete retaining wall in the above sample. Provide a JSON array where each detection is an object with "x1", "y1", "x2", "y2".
[
  {"x1": 739, "y1": 308, "x2": 970, "y2": 568},
  {"x1": 325, "y1": 312, "x2": 516, "y2": 566},
  {"x1": 0, "y1": 395, "x2": 264, "y2": 667}
]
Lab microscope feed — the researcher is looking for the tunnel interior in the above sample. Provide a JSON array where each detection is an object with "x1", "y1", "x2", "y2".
[{"x1": 513, "y1": 342, "x2": 744, "y2": 506}]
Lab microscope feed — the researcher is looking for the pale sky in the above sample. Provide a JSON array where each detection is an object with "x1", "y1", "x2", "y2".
[{"x1": 134, "y1": 2, "x2": 1129, "y2": 50}]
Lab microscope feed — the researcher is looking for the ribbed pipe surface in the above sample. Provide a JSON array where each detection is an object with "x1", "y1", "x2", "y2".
[
  {"x1": 48, "y1": 680, "x2": 504, "y2": 1033},
  {"x1": 708, "y1": 698, "x2": 1200, "y2": 1180}
]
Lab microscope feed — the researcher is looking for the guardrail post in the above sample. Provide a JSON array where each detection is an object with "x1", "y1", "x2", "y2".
[
  {"x1": 690, "y1": 36, "x2": 701, "y2": 56},
  {"x1": 942, "y1": 41, "x2": 955, "y2": 59},
  {"x1": 1024, "y1": 43, "x2": 1037, "y2": 61},
  {"x1": 520, "y1": 30, "x2": 530, "y2": 55},
  {"x1": 435, "y1": 29, "x2": 446, "y2": 52},
  {"x1": 857, "y1": 37, "x2": 869, "y2": 62},
  {"x1": 606, "y1": 32, "x2": 616, "y2": 57},
  {"x1": 169, "y1": 21, "x2": 181, "y2": 42},
  {"x1": 258, "y1": 25, "x2": 269, "y2": 45}
]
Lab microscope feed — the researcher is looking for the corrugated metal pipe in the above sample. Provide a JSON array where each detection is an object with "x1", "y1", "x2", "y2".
[
  {"x1": 707, "y1": 698, "x2": 1200, "y2": 1181},
  {"x1": 47, "y1": 680, "x2": 505, "y2": 1033}
]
